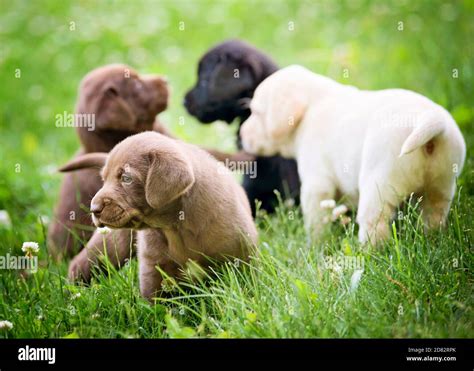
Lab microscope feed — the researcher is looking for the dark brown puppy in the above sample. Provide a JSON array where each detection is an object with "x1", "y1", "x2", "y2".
[
  {"x1": 48, "y1": 64, "x2": 169, "y2": 263},
  {"x1": 184, "y1": 39, "x2": 301, "y2": 215}
]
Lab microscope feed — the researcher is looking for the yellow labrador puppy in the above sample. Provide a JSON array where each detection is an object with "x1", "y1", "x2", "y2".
[
  {"x1": 62, "y1": 132, "x2": 257, "y2": 300},
  {"x1": 240, "y1": 65, "x2": 466, "y2": 245}
]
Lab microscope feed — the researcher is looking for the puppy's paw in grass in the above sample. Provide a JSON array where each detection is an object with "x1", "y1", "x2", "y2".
[{"x1": 68, "y1": 251, "x2": 91, "y2": 283}]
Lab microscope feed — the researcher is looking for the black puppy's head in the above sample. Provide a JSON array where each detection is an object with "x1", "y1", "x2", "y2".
[{"x1": 184, "y1": 39, "x2": 278, "y2": 124}]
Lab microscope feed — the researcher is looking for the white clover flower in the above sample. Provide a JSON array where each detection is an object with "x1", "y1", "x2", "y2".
[
  {"x1": 0, "y1": 210, "x2": 12, "y2": 228},
  {"x1": 97, "y1": 226, "x2": 111, "y2": 235},
  {"x1": 332, "y1": 204, "x2": 349, "y2": 219},
  {"x1": 320, "y1": 199, "x2": 336, "y2": 209},
  {"x1": 350, "y1": 269, "x2": 364, "y2": 293},
  {"x1": 21, "y1": 242, "x2": 39, "y2": 255},
  {"x1": 339, "y1": 216, "x2": 352, "y2": 226},
  {"x1": 71, "y1": 292, "x2": 81, "y2": 300},
  {"x1": 0, "y1": 320, "x2": 13, "y2": 330},
  {"x1": 92, "y1": 313, "x2": 100, "y2": 319}
]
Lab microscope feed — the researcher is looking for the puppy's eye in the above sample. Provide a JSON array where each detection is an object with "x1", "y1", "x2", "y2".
[{"x1": 121, "y1": 173, "x2": 133, "y2": 184}]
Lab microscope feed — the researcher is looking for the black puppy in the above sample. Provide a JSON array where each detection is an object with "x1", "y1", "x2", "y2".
[{"x1": 184, "y1": 39, "x2": 300, "y2": 215}]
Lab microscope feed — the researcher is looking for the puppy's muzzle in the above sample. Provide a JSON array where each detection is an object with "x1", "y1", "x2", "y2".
[
  {"x1": 183, "y1": 89, "x2": 224, "y2": 123},
  {"x1": 240, "y1": 123, "x2": 259, "y2": 154},
  {"x1": 91, "y1": 195, "x2": 127, "y2": 228},
  {"x1": 183, "y1": 89, "x2": 199, "y2": 114},
  {"x1": 90, "y1": 197, "x2": 110, "y2": 218}
]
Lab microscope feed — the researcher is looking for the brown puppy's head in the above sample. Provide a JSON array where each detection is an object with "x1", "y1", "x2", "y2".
[
  {"x1": 76, "y1": 64, "x2": 169, "y2": 151},
  {"x1": 63, "y1": 133, "x2": 195, "y2": 229}
]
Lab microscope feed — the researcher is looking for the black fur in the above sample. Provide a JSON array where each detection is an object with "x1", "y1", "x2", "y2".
[{"x1": 184, "y1": 39, "x2": 300, "y2": 215}]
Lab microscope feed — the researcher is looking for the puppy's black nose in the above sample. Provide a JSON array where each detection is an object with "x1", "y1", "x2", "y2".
[
  {"x1": 183, "y1": 91, "x2": 195, "y2": 111},
  {"x1": 90, "y1": 203, "x2": 103, "y2": 217},
  {"x1": 91, "y1": 198, "x2": 110, "y2": 217}
]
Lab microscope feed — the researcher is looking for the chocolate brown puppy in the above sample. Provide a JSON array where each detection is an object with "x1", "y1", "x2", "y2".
[
  {"x1": 63, "y1": 132, "x2": 258, "y2": 300},
  {"x1": 48, "y1": 64, "x2": 169, "y2": 263}
]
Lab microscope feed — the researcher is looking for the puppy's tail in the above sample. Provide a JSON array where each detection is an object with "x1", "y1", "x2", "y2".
[
  {"x1": 399, "y1": 112, "x2": 446, "y2": 157},
  {"x1": 59, "y1": 152, "x2": 108, "y2": 172}
]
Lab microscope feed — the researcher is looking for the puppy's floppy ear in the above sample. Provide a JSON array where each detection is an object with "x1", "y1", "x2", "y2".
[
  {"x1": 145, "y1": 149, "x2": 195, "y2": 210},
  {"x1": 244, "y1": 50, "x2": 278, "y2": 83},
  {"x1": 95, "y1": 86, "x2": 137, "y2": 130},
  {"x1": 265, "y1": 87, "x2": 307, "y2": 141},
  {"x1": 59, "y1": 153, "x2": 108, "y2": 172},
  {"x1": 245, "y1": 54, "x2": 264, "y2": 82}
]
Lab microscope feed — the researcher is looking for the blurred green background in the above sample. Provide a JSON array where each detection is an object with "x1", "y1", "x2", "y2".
[{"x1": 0, "y1": 0, "x2": 473, "y2": 339}]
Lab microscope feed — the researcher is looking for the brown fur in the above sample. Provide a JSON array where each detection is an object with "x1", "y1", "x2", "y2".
[
  {"x1": 68, "y1": 228, "x2": 134, "y2": 282},
  {"x1": 48, "y1": 64, "x2": 169, "y2": 262},
  {"x1": 69, "y1": 132, "x2": 258, "y2": 300}
]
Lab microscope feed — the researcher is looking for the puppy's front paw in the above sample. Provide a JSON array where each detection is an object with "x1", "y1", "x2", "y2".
[
  {"x1": 358, "y1": 220, "x2": 390, "y2": 247},
  {"x1": 68, "y1": 253, "x2": 91, "y2": 283}
]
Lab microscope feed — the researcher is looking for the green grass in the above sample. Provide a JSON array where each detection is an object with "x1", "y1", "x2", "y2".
[{"x1": 0, "y1": 0, "x2": 473, "y2": 338}]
